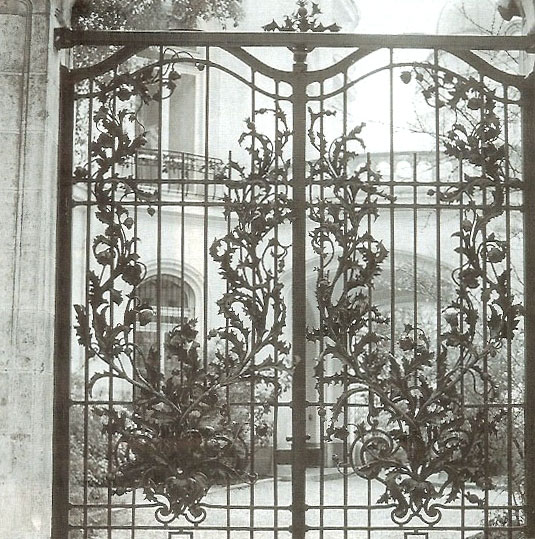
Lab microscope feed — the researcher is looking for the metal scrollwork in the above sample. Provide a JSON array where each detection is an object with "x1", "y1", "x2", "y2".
[
  {"x1": 308, "y1": 65, "x2": 523, "y2": 525},
  {"x1": 73, "y1": 53, "x2": 292, "y2": 522}
]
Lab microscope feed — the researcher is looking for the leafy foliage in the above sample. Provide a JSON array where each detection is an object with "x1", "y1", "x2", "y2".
[
  {"x1": 71, "y1": 0, "x2": 242, "y2": 31},
  {"x1": 307, "y1": 66, "x2": 523, "y2": 525},
  {"x1": 69, "y1": 0, "x2": 242, "y2": 74}
]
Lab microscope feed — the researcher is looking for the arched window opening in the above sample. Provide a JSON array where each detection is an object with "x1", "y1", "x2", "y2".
[
  {"x1": 135, "y1": 274, "x2": 196, "y2": 373},
  {"x1": 137, "y1": 274, "x2": 195, "y2": 322}
]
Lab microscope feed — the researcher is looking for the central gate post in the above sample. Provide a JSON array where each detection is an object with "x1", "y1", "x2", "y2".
[{"x1": 291, "y1": 46, "x2": 309, "y2": 539}]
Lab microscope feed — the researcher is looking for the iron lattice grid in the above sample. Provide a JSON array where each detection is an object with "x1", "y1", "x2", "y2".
[{"x1": 52, "y1": 29, "x2": 534, "y2": 539}]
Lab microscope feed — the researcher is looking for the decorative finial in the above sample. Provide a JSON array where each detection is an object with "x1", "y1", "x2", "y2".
[{"x1": 263, "y1": 0, "x2": 341, "y2": 33}]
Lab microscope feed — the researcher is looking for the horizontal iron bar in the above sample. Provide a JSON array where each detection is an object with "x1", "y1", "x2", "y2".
[
  {"x1": 70, "y1": 399, "x2": 295, "y2": 406},
  {"x1": 71, "y1": 524, "x2": 522, "y2": 532},
  {"x1": 70, "y1": 497, "x2": 524, "y2": 522},
  {"x1": 70, "y1": 502, "x2": 292, "y2": 510},
  {"x1": 55, "y1": 28, "x2": 535, "y2": 51},
  {"x1": 305, "y1": 503, "x2": 524, "y2": 510},
  {"x1": 70, "y1": 399, "x2": 525, "y2": 408},
  {"x1": 304, "y1": 525, "x2": 524, "y2": 531},
  {"x1": 71, "y1": 200, "x2": 525, "y2": 211},
  {"x1": 72, "y1": 525, "x2": 292, "y2": 531},
  {"x1": 69, "y1": 501, "x2": 524, "y2": 511},
  {"x1": 71, "y1": 178, "x2": 525, "y2": 187}
]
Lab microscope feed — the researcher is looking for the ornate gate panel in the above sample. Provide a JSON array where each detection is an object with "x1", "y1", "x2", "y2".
[{"x1": 53, "y1": 7, "x2": 532, "y2": 539}]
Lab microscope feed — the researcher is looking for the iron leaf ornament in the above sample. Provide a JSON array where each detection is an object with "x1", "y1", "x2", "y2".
[
  {"x1": 72, "y1": 54, "x2": 292, "y2": 523},
  {"x1": 263, "y1": 0, "x2": 341, "y2": 33},
  {"x1": 308, "y1": 65, "x2": 523, "y2": 524}
]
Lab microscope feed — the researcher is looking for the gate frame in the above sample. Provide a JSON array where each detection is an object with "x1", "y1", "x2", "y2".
[
  {"x1": 53, "y1": 28, "x2": 535, "y2": 539},
  {"x1": 52, "y1": 65, "x2": 75, "y2": 539}
]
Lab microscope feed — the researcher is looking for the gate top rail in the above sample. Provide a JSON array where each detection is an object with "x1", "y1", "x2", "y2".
[{"x1": 54, "y1": 28, "x2": 535, "y2": 52}]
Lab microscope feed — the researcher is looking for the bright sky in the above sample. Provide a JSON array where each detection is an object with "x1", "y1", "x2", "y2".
[
  {"x1": 356, "y1": 0, "x2": 448, "y2": 34},
  {"x1": 238, "y1": 0, "x2": 454, "y2": 35}
]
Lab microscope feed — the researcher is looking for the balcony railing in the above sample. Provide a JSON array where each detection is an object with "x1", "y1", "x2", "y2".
[
  {"x1": 117, "y1": 148, "x2": 514, "y2": 205},
  {"x1": 126, "y1": 148, "x2": 225, "y2": 199}
]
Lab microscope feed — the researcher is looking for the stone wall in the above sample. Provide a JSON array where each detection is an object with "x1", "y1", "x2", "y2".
[{"x1": 0, "y1": 0, "x2": 63, "y2": 537}]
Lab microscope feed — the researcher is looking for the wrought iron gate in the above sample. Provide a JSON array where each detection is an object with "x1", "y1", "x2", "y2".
[{"x1": 53, "y1": 6, "x2": 535, "y2": 539}]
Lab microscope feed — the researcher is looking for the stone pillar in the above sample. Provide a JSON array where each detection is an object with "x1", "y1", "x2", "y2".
[{"x1": 0, "y1": 1, "x2": 65, "y2": 537}]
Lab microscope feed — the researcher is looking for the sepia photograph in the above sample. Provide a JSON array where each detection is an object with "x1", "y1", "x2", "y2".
[{"x1": 1, "y1": 0, "x2": 534, "y2": 537}]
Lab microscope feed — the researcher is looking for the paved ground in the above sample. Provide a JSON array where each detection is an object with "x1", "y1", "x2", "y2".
[{"x1": 77, "y1": 470, "x2": 513, "y2": 538}]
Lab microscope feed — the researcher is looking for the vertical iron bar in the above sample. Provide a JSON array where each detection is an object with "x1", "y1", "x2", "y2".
[
  {"x1": 249, "y1": 68, "x2": 256, "y2": 539},
  {"x1": 203, "y1": 46, "x2": 210, "y2": 368},
  {"x1": 433, "y1": 50, "x2": 442, "y2": 384},
  {"x1": 273, "y1": 84, "x2": 280, "y2": 539},
  {"x1": 156, "y1": 46, "x2": 164, "y2": 373},
  {"x1": 53, "y1": 65, "x2": 74, "y2": 539},
  {"x1": 412, "y1": 152, "x2": 418, "y2": 340},
  {"x1": 389, "y1": 49, "x2": 396, "y2": 352},
  {"x1": 366, "y1": 152, "x2": 372, "y2": 539},
  {"x1": 226, "y1": 150, "x2": 232, "y2": 539},
  {"x1": 180, "y1": 151, "x2": 185, "y2": 326},
  {"x1": 459, "y1": 153, "x2": 466, "y2": 539},
  {"x1": 522, "y1": 72, "x2": 535, "y2": 539},
  {"x1": 291, "y1": 46, "x2": 308, "y2": 539},
  {"x1": 342, "y1": 68, "x2": 349, "y2": 539},
  {"x1": 83, "y1": 78, "x2": 94, "y2": 539},
  {"x1": 132, "y1": 116, "x2": 139, "y2": 539},
  {"x1": 412, "y1": 152, "x2": 419, "y2": 395},
  {"x1": 318, "y1": 82, "x2": 325, "y2": 539},
  {"x1": 180, "y1": 151, "x2": 186, "y2": 404},
  {"x1": 503, "y1": 84, "x2": 514, "y2": 539},
  {"x1": 479, "y1": 73, "x2": 490, "y2": 534},
  {"x1": 107, "y1": 65, "x2": 119, "y2": 539}
]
